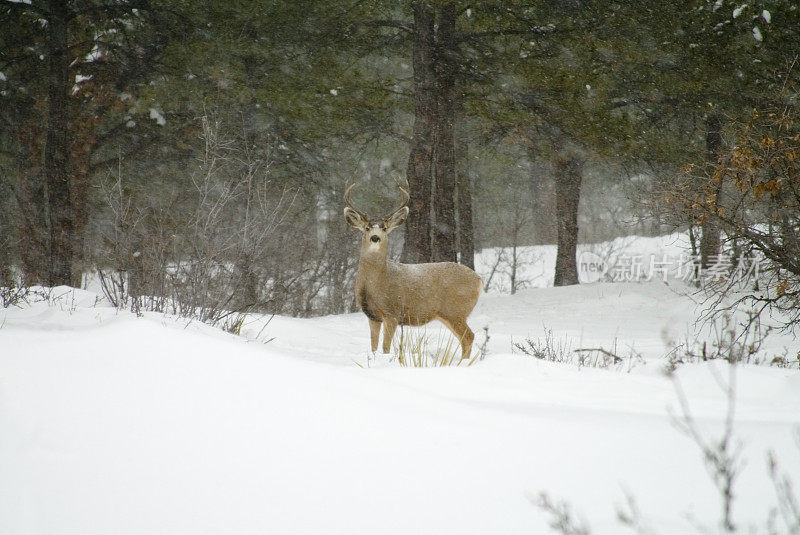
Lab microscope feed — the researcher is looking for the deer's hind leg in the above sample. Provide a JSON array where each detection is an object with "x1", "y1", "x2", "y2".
[
  {"x1": 369, "y1": 319, "x2": 381, "y2": 352},
  {"x1": 439, "y1": 317, "x2": 475, "y2": 361}
]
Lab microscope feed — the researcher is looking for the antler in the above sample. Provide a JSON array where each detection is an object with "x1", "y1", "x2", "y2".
[
  {"x1": 388, "y1": 182, "x2": 409, "y2": 219},
  {"x1": 344, "y1": 183, "x2": 368, "y2": 219}
]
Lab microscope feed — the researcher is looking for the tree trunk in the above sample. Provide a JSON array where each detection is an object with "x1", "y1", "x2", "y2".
[
  {"x1": 527, "y1": 148, "x2": 557, "y2": 245},
  {"x1": 553, "y1": 153, "x2": 582, "y2": 286},
  {"x1": 700, "y1": 113, "x2": 722, "y2": 270},
  {"x1": 402, "y1": 1, "x2": 436, "y2": 264},
  {"x1": 68, "y1": 110, "x2": 101, "y2": 288},
  {"x1": 510, "y1": 244, "x2": 519, "y2": 294},
  {"x1": 455, "y1": 136, "x2": 475, "y2": 269},
  {"x1": 431, "y1": 3, "x2": 457, "y2": 263},
  {"x1": 69, "y1": 165, "x2": 91, "y2": 288},
  {"x1": 44, "y1": 0, "x2": 74, "y2": 287},
  {"x1": 15, "y1": 111, "x2": 48, "y2": 285}
]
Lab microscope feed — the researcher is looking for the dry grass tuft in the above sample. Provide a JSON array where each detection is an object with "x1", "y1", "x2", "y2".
[{"x1": 393, "y1": 326, "x2": 477, "y2": 367}]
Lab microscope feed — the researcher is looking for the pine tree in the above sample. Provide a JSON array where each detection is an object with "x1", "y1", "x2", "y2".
[{"x1": 0, "y1": 0, "x2": 189, "y2": 286}]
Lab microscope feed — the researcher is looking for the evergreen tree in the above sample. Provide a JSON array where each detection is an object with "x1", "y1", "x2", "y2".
[{"x1": 0, "y1": 0, "x2": 189, "y2": 285}]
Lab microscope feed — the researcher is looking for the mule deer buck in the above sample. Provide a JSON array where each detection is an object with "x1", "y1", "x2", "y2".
[{"x1": 344, "y1": 183, "x2": 482, "y2": 360}]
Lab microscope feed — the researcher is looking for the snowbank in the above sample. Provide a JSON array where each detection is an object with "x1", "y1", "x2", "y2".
[{"x1": 1, "y1": 257, "x2": 799, "y2": 534}]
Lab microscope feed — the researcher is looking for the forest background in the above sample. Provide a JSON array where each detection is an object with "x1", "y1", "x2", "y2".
[{"x1": 1, "y1": 0, "x2": 798, "y2": 321}]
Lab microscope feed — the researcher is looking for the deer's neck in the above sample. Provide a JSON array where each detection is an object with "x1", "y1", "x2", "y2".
[
  {"x1": 357, "y1": 246, "x2": 389, "y2": 292},
  {"x1": 358, "y1": 248, "x2": 387, "y2": 270}
]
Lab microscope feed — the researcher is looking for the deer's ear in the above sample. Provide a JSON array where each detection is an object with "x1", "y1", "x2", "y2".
[
  {"x1": 386, "y1": 206, "x2": 409, "y2": 232},
  {"x1": 344, "y1": 207, "x2": 367, "y2": 230}
]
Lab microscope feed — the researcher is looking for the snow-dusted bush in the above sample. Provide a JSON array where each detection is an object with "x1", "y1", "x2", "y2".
[
  {"x1": 513, "y1": 327, "x2": 645, "y2": 372},
  {"x1": 664, "y1": 312, "x2": 799, "y2": 375}
]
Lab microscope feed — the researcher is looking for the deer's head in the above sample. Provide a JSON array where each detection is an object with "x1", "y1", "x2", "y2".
[{"x1": 343, "y1": 183, "x2": 409, "y2": 256}]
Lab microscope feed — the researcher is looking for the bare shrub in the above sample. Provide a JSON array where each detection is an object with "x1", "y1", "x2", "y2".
[
  {"x1": 535, "y1": 492, "x2": 592, "y2": 535},
  {"x1": 536, "y1": 363, "x2": 800, "y2": 534},
  {"x1": 481, "y1": 246, "x2": 543, "y2": 293},
  {"x1": 474, "y1": 325, "x2": 491, "y2": 363},
  {"x1": 513, "y1": 326, "x2": 572, "y2": 361},
  {"x1": 478, "y1": 190, "x2": 543, "y2": 293},
  {"x1": 671, "y1": 365, "x2": 742, "y2": 532},
  {"x1": 91, "y1": 115, "x2": 295, "y2": 327},
  {"x1": 0, "y1": 285, "x2": 31, "y2": 308},
  {"x1": 514, "y1": 327, "x2": 645, "y2": 372},
  {"x1": 766, "y1": 437, "x2": 800, "y2": 534},
  {"x1": 663, "y1": 312, "x2": 799, "y2": 375}
]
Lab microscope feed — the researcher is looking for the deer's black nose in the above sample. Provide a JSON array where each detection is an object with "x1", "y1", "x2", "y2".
[{"x1": 370, "y1": 235, "x2": 380, "y2": 243}]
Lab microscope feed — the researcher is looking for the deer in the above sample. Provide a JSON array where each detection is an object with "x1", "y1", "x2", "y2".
[{"x1": 344, "y1": 183, "x2": 483, "y2": 360}]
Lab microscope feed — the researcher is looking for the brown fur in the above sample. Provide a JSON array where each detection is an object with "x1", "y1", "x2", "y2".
[{"x1": 345, "y1": 188, "x2": 482, "y2": 359}]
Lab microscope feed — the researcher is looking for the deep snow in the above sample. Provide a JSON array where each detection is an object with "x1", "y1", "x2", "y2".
[{"x1": 1, "y1": 236, "x2": 799, "y2": 534}]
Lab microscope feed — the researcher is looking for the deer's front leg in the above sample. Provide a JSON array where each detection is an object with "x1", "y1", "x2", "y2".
[
  {"x1": 382, "y1": 319, "x2": 398, "y2": 353},
  {"x1": 368, "y1": 319, "x2": 381, "y2": 352}
]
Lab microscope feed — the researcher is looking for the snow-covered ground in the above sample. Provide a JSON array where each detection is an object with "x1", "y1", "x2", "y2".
[{"x1": 1, "y1": 235, "x2": 799, "y2": 534}]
